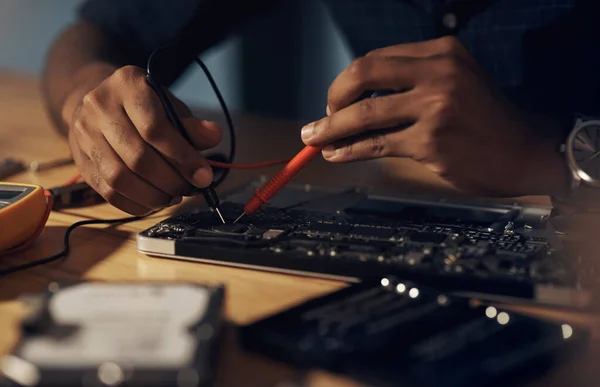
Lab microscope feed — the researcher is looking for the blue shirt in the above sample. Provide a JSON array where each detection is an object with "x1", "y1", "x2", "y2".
[{"x1": 79, "y1": 0, "x2": 600, "y2": 121}]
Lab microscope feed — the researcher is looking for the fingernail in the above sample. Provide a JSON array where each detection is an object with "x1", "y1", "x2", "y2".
[
  {"x1": 322, "y1": 145, "x2": 337, "y2": 159},
  {"x1": 326, "y1": 105, "x2": 331, "y2": 116},
  {"x1": 301, "y1": 122, "x2": 315, "y2": 141},
  {"x1": 192, "y1": 168, "x2": 212, "y2": 188}
]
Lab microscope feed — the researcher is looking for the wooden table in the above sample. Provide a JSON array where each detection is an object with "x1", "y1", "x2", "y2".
[{"x1": 0, "y1": 70, "x2": 599, "y2": 386}]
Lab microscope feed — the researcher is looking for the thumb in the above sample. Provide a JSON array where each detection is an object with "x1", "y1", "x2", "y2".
[{"x1": 181, "y1": 117, "x2": 223, "y2": 150}]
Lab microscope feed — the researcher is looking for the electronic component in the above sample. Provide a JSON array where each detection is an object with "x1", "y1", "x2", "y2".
[
  {"x1": 0, "y1": 281, "x2": 225, "y2": 387},
  {"x1": 138, "y1": 180, "x2": 594, "y2": 308},
  {"x1": 48, "y1": 181, "x2": 104, "y2": 210},
  {"x1": 0, "y1": 182, "x2": 49, "y2": 253},
  {"x1": 239, "y1": 278, "x2": 590, "y2": 387}
]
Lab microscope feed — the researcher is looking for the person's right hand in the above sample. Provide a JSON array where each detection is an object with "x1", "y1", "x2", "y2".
[{"x1": 64, "y1": 65, "x2": 222, "y2": 215}]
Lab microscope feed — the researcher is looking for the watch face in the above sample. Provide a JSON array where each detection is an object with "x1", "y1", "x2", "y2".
[{"x1": 568, "y1": 120, "x2": 600, "y2": 186}]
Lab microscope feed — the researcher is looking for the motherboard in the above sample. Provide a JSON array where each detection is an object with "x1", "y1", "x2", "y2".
[{"x1": 138, "y1": 182, "x2": 590, "y2": 306}]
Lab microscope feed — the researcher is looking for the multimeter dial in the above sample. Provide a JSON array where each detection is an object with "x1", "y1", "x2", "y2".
[{"x1": 567, "y1": 120, "x2": 600, "y2": 187}]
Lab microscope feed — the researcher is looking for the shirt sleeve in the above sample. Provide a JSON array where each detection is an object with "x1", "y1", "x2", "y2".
[
  {"x1": 79, "y1": 0, "x2": 201, "y2": 54},
  {"x1": 77, "y1": 0, "x2": 279, "y2": 84}
]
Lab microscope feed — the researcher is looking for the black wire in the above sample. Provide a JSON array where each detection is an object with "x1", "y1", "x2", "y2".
[
  {"x1": 0, "y1": 47, "x2": 236, "y2": 276},
  {"x1": 146, "y1": 47, "x2": 236, "y2": 187},
  {"x1": 0, "y1": 211, "x2": 158, "y2": 276},
  {"x1": 194, "y1": 57, "x2": 236, "y2": 183}
]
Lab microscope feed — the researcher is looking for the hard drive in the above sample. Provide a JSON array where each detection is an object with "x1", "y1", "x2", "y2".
[{"x1": 0, "y1": 281, "x2": 225, "y2": 387}]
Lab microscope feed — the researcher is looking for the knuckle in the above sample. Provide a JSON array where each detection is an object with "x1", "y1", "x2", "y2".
[
  {"x1": 327, "y1": 82, "x2": 343, "y2": 111},
  {"x1": 338, "y1": 143, "x2": 354, "y2": 159},
  {"x1": 369, "y1": 134, "x2": 387, "y2": 157},
  {"x1": 82, "y1": 91, "x2": 104, "y2": 111},
  {"x1": 108, "y1": 120, "x2": 128, "y2": 145},
  {"x1": 102, "y1": 187, "x2": 119, "y2": 205},
  {"x1": 418, "y1": 130, "x2": 441, "y2": 159},
  {"x1": 427, "y1": 93, "x2": 454, "y2": 119},
  {"x1": 426, "y1": 161, "x2": 450, "y2": 178},
  {"x1": 357, "y1": 98, "x2": 376, "y2": 125},
  {"x1": 132, "y1": 83, "x2": 156, "y2": 110},
  {"x1": 434, "y1": 55, "x2": 462, "y2": 80},
  {"x1": 136, "y1": 115, "x2": 161, "y2": 142},
  {"x1": 102, "y1": 166, "x2": 127, "y2": 189},
  {"x1": 365, "y1": 48, "x2": 382, "y2": 58},
  {"x1": 437, "y1": 36, "x2": 462, "y2": 53},
  {"x1": 87, "y1": 171, "x2": 103, "y2": 191},
  {"x1": 326, "y1": 93, "x2": 337, "y2": 112},
  {"x1": 317, "y1": 116, "x2": 332, "y2": 136},
  {"x1": 87, "y1": 172, "x2": 116, "y2": 204},
  {"x1": 89, "y1": 147, "x2": 103, "y2": 166},
  {"x1": 128, "y1": 147, "x2": 150, "y2": 172},
  {"x1": 71, "y1": 117, "x2": 87, "y2": 137},
  {"x1": 347, "y1": 56, "x2": 370, "y2": 86},
  {"x1": 113, "y1": 65, "x2": 143, "y2": 83}
]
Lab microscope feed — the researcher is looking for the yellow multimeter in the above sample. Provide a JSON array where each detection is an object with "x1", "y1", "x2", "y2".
[{"x1": 0, "y1": 182, "x2": 48, "y2": 253}]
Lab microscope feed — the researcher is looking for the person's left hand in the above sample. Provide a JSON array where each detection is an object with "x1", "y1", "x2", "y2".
[{"x1": 301, "y1": 36, "x2": 568, "y2": 197}]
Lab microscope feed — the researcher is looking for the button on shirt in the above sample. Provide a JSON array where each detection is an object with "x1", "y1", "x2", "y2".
[{"x1": 79, "y1": 0, "x2": 600, "y2": 123}]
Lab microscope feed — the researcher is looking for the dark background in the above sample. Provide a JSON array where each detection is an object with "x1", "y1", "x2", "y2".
[{"x1": 0, "y1": 0, "x2": 353, "y2": 124}]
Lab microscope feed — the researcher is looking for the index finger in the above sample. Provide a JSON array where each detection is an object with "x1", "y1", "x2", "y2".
[
  {"x1": 124, "y1": 81, "x2": 214, "y2": 189},
  {"x1": 327, "y1": 55, "x2": 420, "y2": 114}
]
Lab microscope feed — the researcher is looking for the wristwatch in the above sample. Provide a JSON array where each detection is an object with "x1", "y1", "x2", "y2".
[{"x1": 554, "y1": 117, "x2": 600, "y2": 212}]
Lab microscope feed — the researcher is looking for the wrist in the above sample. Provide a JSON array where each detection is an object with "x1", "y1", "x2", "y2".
[
  {"x1": 61, "y1": 63, "x2": 117, "y2": 129},
  {"x1": 518, "y1": 113, "x2": 571, "y2": 197}
]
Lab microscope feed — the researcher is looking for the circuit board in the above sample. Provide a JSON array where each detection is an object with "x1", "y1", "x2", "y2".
[{"x1": 137, "y1": 181, "x2": 590, "y2": 307}]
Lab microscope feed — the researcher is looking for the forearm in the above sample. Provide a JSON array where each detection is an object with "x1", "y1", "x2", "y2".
[{"x1": 41, "y1": 22, "x2": 133, "y2": 137}]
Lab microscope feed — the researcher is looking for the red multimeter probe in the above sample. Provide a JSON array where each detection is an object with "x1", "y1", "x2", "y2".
[
  {"x1": 234, "y1": 145, "x2": 323, "y2": 223},
  {"x1": 233, "y1": 91, "x2": 393, "y2": 222}
]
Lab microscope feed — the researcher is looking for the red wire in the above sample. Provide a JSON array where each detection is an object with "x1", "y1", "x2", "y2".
[
  {"x1": 1, "y1": 156, "x2": 304, "y2": 255},
  {"x1": 2, "y1": 190, "x2": 54, "y2": 255},
  {"x1": 64, "y1": 158, "x2": 291, "y2": 184},
  {"x1": 0, "y1": 156, "x2": 296, "y2": 255},
  {"x1": 244, "y1": 146, "x2": 323, "y2": 214},
  {"x1": 61, "y1": 153, "x2": 317, "y2": 217},
  {"x1": 208, "y1": 159, "x2": 290, "y2": 169},
  {"x1": 1, "y1": 157, "x2": 291, "y2": 255}
]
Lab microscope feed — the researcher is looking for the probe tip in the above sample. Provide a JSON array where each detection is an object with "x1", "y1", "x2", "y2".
[
  {"x1": 233, "y1": 212, "x2": 246, "y2": 224},
  {"x1": 214, "y1": 207, "x2": 226, "y2": 224}
]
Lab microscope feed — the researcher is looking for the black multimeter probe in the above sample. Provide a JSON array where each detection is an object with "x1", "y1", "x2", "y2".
[
  {"x1": 0, "y1": 48, "x2": 258, "y2": 275},
  {"x1": 145, "y1": 49, "x2": 231, "y2": 224}
]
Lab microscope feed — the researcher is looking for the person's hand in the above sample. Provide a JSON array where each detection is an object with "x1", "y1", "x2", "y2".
[
  {"x1": 301, "y1": 36, "x2": 568, "y2": 197},
  {"x1": 63, "y1": 65, "x2": 222, "y2": 215}
]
